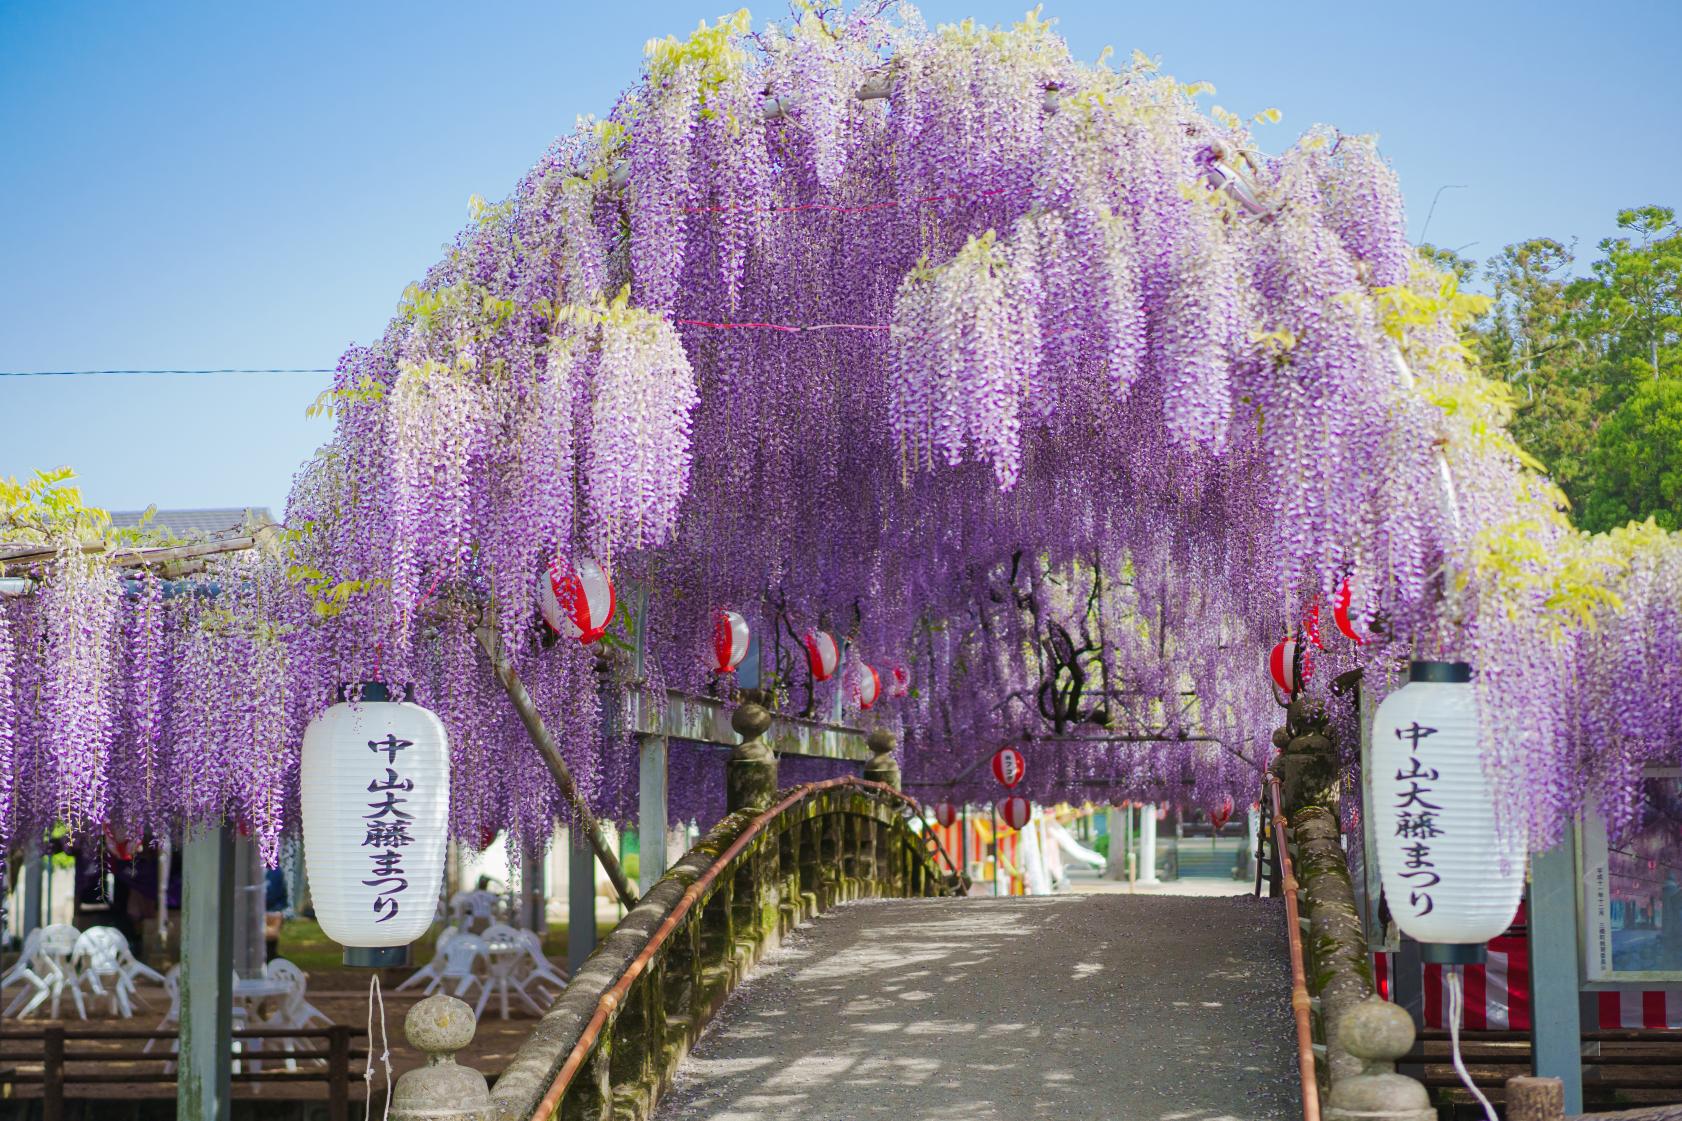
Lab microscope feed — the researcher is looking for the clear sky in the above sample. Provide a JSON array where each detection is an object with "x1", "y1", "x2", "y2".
[{"x1": 3, "y1": 0, "x2": 1678, "y2": 516}]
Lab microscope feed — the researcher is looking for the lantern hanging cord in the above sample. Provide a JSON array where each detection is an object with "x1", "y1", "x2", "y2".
[
  {"x1": 1447, "y1": 968, "x2": 1498, "y2": 1121},
  {"x1": 365, "y1": 973, "x2": 394, "y2": 1121}
]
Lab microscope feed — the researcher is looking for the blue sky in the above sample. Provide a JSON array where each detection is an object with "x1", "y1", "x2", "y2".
[{"x1": 3, "y1": 0, "x2": 1678, "y2": 516}]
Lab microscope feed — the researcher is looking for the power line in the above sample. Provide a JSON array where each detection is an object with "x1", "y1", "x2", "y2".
[{"x1": 0, "y1": 368, "x2": 336, "y2": 378}]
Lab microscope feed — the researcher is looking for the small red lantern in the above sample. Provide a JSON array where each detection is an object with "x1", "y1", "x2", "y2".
[
  {"x1": 1210, "y1": 796, "x2": 1234, "y2": 832},
  {"x1": 991, "y1": 746, "x2": 1026, "y2": 789},
  {"x1": 1333, "y1": 575, "x2": 1365, "y2": 644},
  {"x1": 849, "y1": 663, "x2": 881, "y2": 709},
  {"x1": 889, "y1": 664, "x2": 910, "y2": 698},
  {"x1": 708, "y1": 610, "x2": 751, "y2": 673},
  {"x1": 1268, "y1": 635, "x2": 1308, "y2": 696},
  {"x1": 803, "y1": 630, "x2": 840, "y2": 682},
  {"x1": 103, "y1": 824, "x2": 138, "y2": 862},
  {"x1": 934, "y1": 801, "x2": 958, "y2": 828},
  {"x1": 999, "y1": 796, "x2": 1032, "y2": 831},
  {"x1": 539, "y1": 556, "x2": 616, "y2": 644}
]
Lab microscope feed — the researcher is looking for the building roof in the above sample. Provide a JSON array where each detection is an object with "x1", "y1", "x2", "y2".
[{"x1": 108, "y1": 507, "x2": 275, "y2": 537}]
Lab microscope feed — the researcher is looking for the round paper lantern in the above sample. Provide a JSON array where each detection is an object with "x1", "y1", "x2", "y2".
[
  {"x1": 1268, "y1": 635, "x2": 1308, "y2": 696},
  {"x1": 803, "y1": 630, "x2": 840, "y2": 682},
  {"x1": 539, "y1": 556, "x2": 615, "y2": 644},
  {"x1": 1210, "y1": 796, "x2": 1234, "y2": 832},
  {"x1": 934, "y1": 801, "x2": 958, "y2": 828},
  {"x1": 1370, "y1": 661, "x2": 1523, "y2": 959},
  {"x1": 103, "y1": 825, "x2": 138, "y2": 862},
  {"x1": 1333, "y1": 576, "x2": 1365, "y2": 644},
  {"x1": 301, "y1": 684, "x2": 451, "y2": 967},
  {"x1": 999, "y1": 796, "x2": 1032, "y2": 831},
  {"x1": 889, "y1": 664, "x2": 911, "y2": 698},
  {"x1": 1302, "y1": 600, "x2": 1325, "y2": 650},
  {"x1": 849, "y1": 663, "x2": 881, "y2": 709},
  {"x1": 991, "y1": 746, "x2": 1026, "y2": 789},
  {"x1": 708, "y1": 610, "x2": 751, "y2": 674}
]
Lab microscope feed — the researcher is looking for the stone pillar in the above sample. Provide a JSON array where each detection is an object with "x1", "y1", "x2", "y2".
[
  {"x1": 567, "y1": 831, "x2": 596, "y2": 976},
  {"x1": 389, "y1": 994, "x2": 494, "y2": 1121},
  {"x1": 727, "y1": 690, "x2": 777, "y2": 814},
  {"x1": 1273, "y1": 697, "x2": 1340, "y2": 817},
  {"x1": 1137, "y1": 805, "x2": 1160, "y2": 885},
  {"x1": 1505, "y1": 1076, "x2": 1566, "y2": 1121},
  {"x1": 861, "y1": 730, "x2": 900, "y2": 789},
  {"x1": 179, "y1": 824, "x2": 234, "y2": 1121},
  {"x1": 1323, "y1": 997, "x2": 1434, "y2": 1121}
]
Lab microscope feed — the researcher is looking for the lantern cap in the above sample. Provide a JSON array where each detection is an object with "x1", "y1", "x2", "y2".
[
  {"x1": 344, "y1": 944, "x2": 412, "y2": 968},
  {"x1": 336, "y1": 682, "x2": 416, "y2": 703},
  {"x1": 1418, "y1": 942, "x2": 1487, "y2": 965},
  {"x1": 1407, "y1": 660, "x2": 1471, "y2": 684}
]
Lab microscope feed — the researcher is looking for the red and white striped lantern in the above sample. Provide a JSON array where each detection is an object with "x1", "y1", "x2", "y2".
[
  {"x1": 539, "y1": 556, "x2": 615, "y2": 645},
  {"x1": 1302, "y1": 600, "x2": 1325, "y2": 650},
  {"x1": 991, "y1": 746, "x2": 1026, "y2": 789},
  {"x1": 104, "y1": 824, "x2": 138, "y2": 862},
  {"x1": 1333, "y1": 576, "x2": 1365, "y2": 644},
  {"x1": 999, "y1": 796, "x2": 1032, "y2": 831},
  {"x1": 1268, "y1": 635, "x2": 1307, "y2": 696},
  {"x1": 889, "y1": 664, "x2": 911, "y2": 698},
  {"x1": 849, "y1": 663, "x2": 881, "y2": 709},
  {"x1": 708, "y1": 610, "x2": 751, "y2": 674},
  {"x1": 1210, "y1": 796, "x2": 1234, "y2": 832},
  {"x1": 934, "y1": 801, "x2": 958, "y2": 828},
  {"x1": 803, "y1": 630, "x2": 840, "y2": 682}
]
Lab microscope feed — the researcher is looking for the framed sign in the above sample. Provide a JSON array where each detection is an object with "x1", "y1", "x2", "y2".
[{"x1": 1581, "y1": 766, "x2": 1682, "y2": 983}]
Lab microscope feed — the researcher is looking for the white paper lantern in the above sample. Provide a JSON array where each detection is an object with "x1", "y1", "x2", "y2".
[
  {"x1": 539, "y1": 556, "x2": 616, "y2": 644},
  {"x1": 300, "y1": 684, "x2": 451, "y2": 966},
  {"x1": 708, "y1": 609, "x2": 751, "y2": 673},
  {"x1": 1371, "y1": 661, "x2": 1523, "y2": 956},
  {"x1": 803, "y1": 630, "x2": 840, "y2": 682}
]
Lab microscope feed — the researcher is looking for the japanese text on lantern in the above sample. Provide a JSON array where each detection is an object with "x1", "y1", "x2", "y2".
[
  {"x1": 1391, "y1": 721, "x2": 1442, "y2": 917},
  {"x1": 362, "y1": 733, "x2": 415, "y2": 922}
]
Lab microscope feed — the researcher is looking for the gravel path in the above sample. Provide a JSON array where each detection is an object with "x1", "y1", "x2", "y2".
[{"x1": 652, "y1": 893, "x2": 1297, "y2": 1121}]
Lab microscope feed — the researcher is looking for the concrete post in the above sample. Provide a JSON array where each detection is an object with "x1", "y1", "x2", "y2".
[
  {"x1": 861, "y1": 730, "x2": 900, "y2": 790},
  {"x1": 1529, "y1": 838, "x2": 1584, "y2": 1113},
  {"x1": 21, "y1": 841, "x2": 42, "y2": 936},
  {"x1": 726, "y1": 691, "x2": 777, "y2": 814},
  {"x1": 567, "y1": 830, "x2": 596, "y2": 976},
  {"x1": 179, "y1": 823, "x2": 234, "y2": 1121},
  {"x1": 638, "y1": 734, "x2": 669, "y2": 893},
  {"x1": 1138, "y1": 805, "x2": 1160, "y2": 885},
  {"x1": 1323, "y1": 996, "x2": 1435, "y2": 1121},
  {"x1": 389, "y1": 994, "x2": 494, "y2": 1121}
]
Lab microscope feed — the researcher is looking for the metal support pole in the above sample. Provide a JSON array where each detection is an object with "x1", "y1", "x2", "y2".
[
  {"x1": 179, "y1": 823, "x2": 234, "y2": 1121},
  {"x1": 638, "y1": 735, "x2": 669, "y2": 894},
  {"x1": 1529, "y1": 837, "x2": 1584, "y2": 1113},
  {"x1": 567, "y1": 830, "x2": 597, "y2": 975}
]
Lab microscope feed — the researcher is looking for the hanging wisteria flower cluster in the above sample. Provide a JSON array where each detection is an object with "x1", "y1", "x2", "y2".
[{"x1": 4, "y1": 5, "x2": 1678, "y2": 863}]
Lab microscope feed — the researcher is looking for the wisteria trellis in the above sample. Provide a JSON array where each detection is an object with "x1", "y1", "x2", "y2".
[{"x1": 3, "y1": 6, "x2": 1678, "y2": 865}]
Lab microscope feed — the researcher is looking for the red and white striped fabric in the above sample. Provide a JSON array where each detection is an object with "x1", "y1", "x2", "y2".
[{"x1": 1372, "y1": 902, "x2": 1682, "y2": 1030}]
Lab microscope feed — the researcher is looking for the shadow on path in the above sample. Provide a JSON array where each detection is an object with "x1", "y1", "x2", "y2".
[{"x1": 653, "y1": 893, "x2": 1295, "y2": 1121}]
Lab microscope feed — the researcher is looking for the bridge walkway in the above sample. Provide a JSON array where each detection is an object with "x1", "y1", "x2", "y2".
[{"x1": 650, "y1": 892, "x2": 1296, "y2": 1120}]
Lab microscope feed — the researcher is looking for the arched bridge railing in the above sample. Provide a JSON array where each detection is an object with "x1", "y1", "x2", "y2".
[{"x1": 489, "y1": 777, "x2": 964, "y2": 1121}]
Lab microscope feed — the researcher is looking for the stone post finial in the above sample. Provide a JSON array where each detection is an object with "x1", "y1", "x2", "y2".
[
  {"x1": 728, "y1": 694, "x2": 778, "y2": 812},
  {"x1": 1324, "y1": 997, "x2": 1433, "y2": 1121},
  {"x1": 863, "y1": 730, "x2": 900, "y2": 790},
  {"x1": 389, "y1": 994, "x2": 493, "y2": 1121}
]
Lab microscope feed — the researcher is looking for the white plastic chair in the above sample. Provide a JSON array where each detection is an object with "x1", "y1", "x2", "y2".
[
  {"x1": 72, "y1": 927, "x2": 137, "y2": 1018},
  {"x1": 32, "y1": 924, "x2": 87, "y2": 1020},
  {"x1": 515, "y1": 929, "x2": 569, "y2": 1003},
  {"x1": 394, "y1": 926, "x2": 459, "y2": 993},
  {"x1": 1, "y1": 928, "x2": 52, "y2": 1017},
  {"x1": 436, "y1": 933, "x2": 489, "y2": 1008},
  {"x1": 259, "y1": 959, "x2": 331, "y2": 1070},
  {"x1": 144, "y1": 965, "x2": 182, "y2": 1057}
]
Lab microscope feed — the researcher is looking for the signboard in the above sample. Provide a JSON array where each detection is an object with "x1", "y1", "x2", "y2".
[{"x1": 1582, "y1": 766, "x2": 1682, "y2": 983}]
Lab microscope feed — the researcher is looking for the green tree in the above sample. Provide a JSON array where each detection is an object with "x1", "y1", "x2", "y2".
[
  {"x1": 1579, "y1": 379, "x2": 1682, "y2": 532},
  {"x1": 1570, "y1": 206, "x2": 1682, "y2": 407}
]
